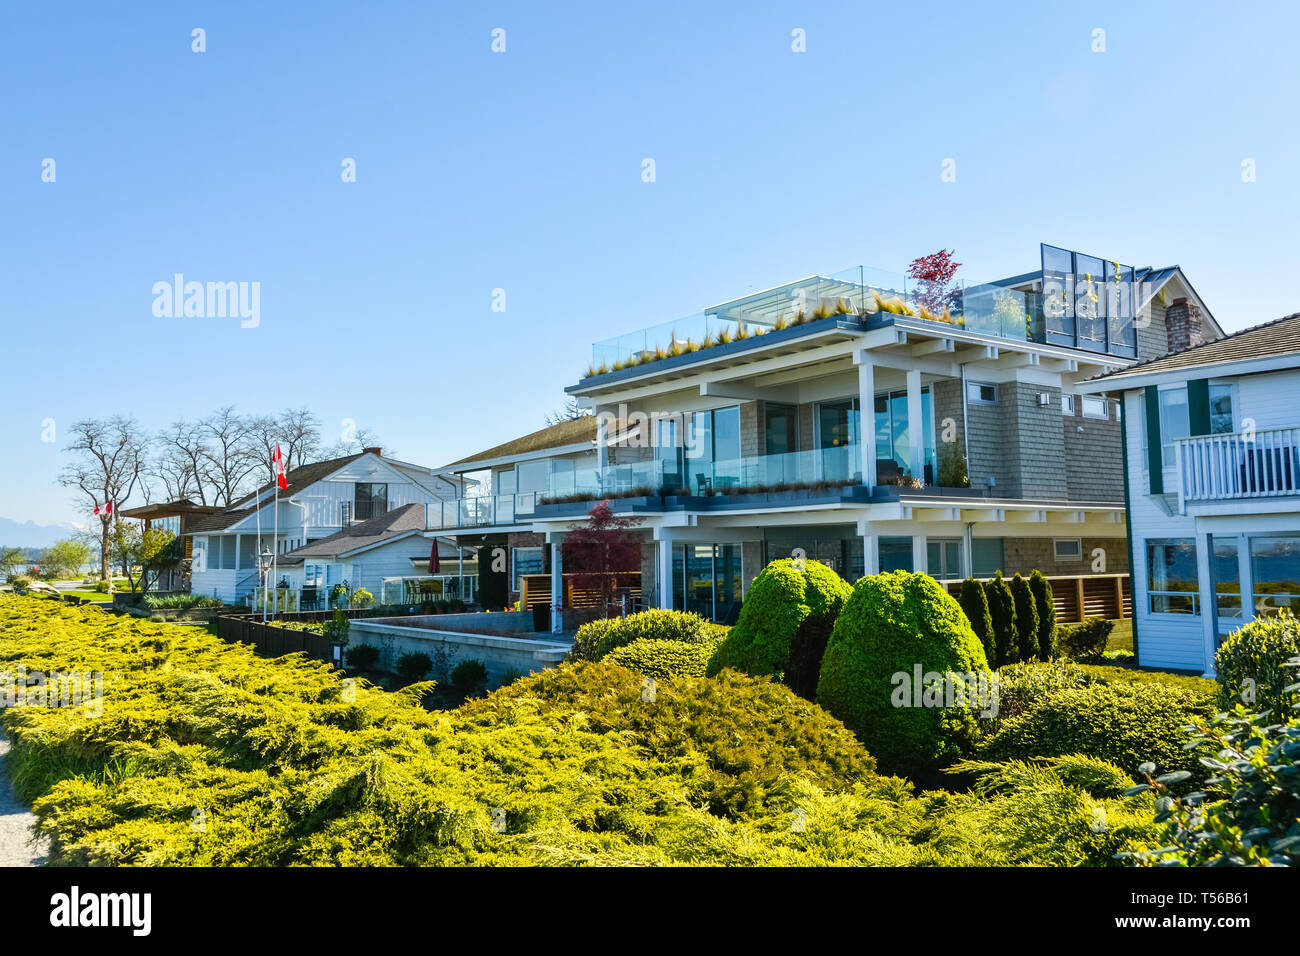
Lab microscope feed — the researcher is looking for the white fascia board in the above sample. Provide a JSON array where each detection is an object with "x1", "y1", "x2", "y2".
[
  {"x1": 435, "y1": 441, "x2": 595, "y2": 475},
  {"x1": 1076, "y1": 353, "x2": 1300, "y2": 394}
]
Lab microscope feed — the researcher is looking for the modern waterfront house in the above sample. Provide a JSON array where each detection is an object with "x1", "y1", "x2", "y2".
[
  {"x1": 426, "y1": 244, "x2": 1223, "y2": 632},
  {"x1": 187, "y1": 448, "x2": 462, "y2": 605},
  {"x1": 1078, "y1": 313, "x2": 1300, "y2": 676}
]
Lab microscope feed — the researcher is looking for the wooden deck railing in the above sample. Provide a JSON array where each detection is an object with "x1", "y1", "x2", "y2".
[
  {"x1": 519, "y1": 572, "x2": 642, "y2": 610},
  {"x1": 939, "y1": 572, "x2": 1130, "y2": 624}
]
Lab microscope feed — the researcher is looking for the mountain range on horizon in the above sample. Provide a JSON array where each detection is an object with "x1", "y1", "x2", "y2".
[{"x1": 0, "y1": 515, "x2": 88, "y2": 548}]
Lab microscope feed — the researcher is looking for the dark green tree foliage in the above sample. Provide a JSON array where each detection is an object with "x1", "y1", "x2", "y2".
[
  {"x1": 978, "y1": 681, "x2": 1212, "y2": 782},
  {"x1": 958, "y1": 577, "x2": 995, "y2": 665},
  {"x1": 983, "y1": 571, "x2": 1017, "y2": 667},
  {"x1": 476, "y1": 545, "x2": 509, "y2": 611},
  {"x1": 705, "y1": 558, "x2": 853, "y2": 700},
  {"x1": 1028, "y1": 570, "x2": 1056, "y2": 660},
  {"x1": 815, "y1": 571, "x2": 990, "y2": 778},
  {"x1": 396, "y1": 652, "x2": 433, "y2": 682},
  {"x1": 1010, "y1": 574, "x2": 1039, "y2": 664}
]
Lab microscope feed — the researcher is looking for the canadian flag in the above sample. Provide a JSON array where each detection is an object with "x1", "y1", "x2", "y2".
[
  {"x1": 93, "y1": 501, "x2": 114, "y2": 516},
  {"x1": 272, "y1": 443, "x2": 288, "y2": 490}
]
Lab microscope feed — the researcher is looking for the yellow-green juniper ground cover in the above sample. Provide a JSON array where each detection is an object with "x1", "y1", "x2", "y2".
[{"x1": 0, "y1": 594, "x2": 1165, "y2": 865}]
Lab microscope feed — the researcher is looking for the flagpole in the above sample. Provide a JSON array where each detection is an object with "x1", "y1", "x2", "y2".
[
  {"x1": 272, "y1": 481, "x2": 279, "y2": 617},
  {"x1": 258, "y1": 488, "x2": 266, "y2": 623}
]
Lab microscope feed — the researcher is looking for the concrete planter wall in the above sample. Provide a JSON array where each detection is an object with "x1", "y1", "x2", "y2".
[{"x1": 349, "y1": 618, "x2": 570, "y2": 686}]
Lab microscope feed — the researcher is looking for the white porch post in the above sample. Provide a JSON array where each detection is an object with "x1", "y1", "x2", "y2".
[
  {"x1": 1196, "y1": 528, "x2": 1217, "y2": 678},
  {"x1": 655, "y1": 532, "x2": 674, "y2": 610},
  {"x1": 912, "y1": 533, "x2": 928, "y2": 576},
  {"x1": 550, "y1": 534, "x2": 564, "y2": 633},
  {"x1": 856, "y1": 351, "x2": 877, "y2": 491},
  {"x1": 906, "y1": 368, "x2": 924, "y2": 482},
  {"x1": 596, "y1": 412, "x2": 609, "y2": 471},
  {"x1": 859, "y1": 519, "x2": 879, "y2": 576},
  {"x1": 960, "y1": 529, "x2": 973, "y2": 580}
]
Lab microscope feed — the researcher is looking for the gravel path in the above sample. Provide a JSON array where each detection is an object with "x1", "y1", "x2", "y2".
[{"x1": 0, "y1": 731, "x2": 48, "y2": 866}]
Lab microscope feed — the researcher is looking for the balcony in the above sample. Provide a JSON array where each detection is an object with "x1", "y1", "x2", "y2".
[
  {"x1": 1176, "y1": 427, "x2": 1300, "y2": 511},
  {"x1": 583, "y1": 263, "x2": 1139, "y2": 379},
  {"x1": 426, "y1": 492, "x2": 541, "y2": 530}
]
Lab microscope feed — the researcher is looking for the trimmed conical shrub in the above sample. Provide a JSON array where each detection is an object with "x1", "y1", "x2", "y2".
[
  {"x1": 1010, "y1": 573, "x2": 1039, "y2": 663},
  {"x1": 706, "y1": 558, "x2": 853, "y2": 701},
  {"x1": 1028, "y1": 569, "x2": 1057, "y2": 660},
  {"x1": 816, "y1": 570, "x2": 990, "y2": 778},
  {"x1": 983, "y1": 571, "x2": 1017, "y2": 667},
  {"x1": 958, "y1": 577, "x2": 995, "y2": 665}
]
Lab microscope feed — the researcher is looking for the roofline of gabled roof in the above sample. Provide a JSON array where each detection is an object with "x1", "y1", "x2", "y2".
[
  {"x1": 435, "y1": 440, "x2": 595, "y2": 475},
  {"x1": 1077, "y1": 351, "x2": 1300, "y2": 394}
]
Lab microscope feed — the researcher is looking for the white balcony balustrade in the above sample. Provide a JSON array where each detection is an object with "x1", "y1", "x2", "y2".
[{"x1": 1176, "y1": 427, "x2": 1300, "y2": 511}]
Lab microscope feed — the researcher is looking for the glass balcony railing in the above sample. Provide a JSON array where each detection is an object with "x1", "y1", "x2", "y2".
[
  {"x1": 429, "y1": 445, "x2": 944, "y2": 530},
  {"x1": 585, "y1": 262, "x2": 1141, "y2": 376}
]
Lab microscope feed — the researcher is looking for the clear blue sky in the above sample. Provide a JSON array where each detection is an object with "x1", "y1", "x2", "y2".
[{"x1": 4, "y1": 0, "x2": 1297, "y2": 526}]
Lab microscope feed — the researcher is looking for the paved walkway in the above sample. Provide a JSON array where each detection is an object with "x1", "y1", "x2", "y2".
[{"x1": 0, "y1": 731, "x2": 48, "y2": 866}]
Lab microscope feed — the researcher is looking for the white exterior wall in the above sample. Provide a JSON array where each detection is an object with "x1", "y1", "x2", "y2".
[{"x1": 1124, "y1": 367, "x2": 1300, "y2": 676}]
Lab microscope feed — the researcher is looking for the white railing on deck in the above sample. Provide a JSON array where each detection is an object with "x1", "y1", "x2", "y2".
[{"x1": 1176, "y1": 427, "x2": 1300, "y2": 511}]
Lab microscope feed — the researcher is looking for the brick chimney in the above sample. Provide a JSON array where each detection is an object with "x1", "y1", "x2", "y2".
[
  {"x1": 1165, "y1": 297, "x2": 1205, "y2": 354},
  {"x1": 362, "y1": 446, "x2": 382, "y2": 457}
]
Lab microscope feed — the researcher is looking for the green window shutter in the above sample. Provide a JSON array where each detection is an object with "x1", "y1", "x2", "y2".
[
  {"x1": 1187, "y1": 378, "x2": 1211, "y2": 436},
  {"x1": 1144, "y1": 385, "x2": 1163, "y2": 494}
]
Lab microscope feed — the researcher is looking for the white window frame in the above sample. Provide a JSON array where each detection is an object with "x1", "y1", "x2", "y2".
[
  {"x1": 1081, "y1": 396, "x2": 1110, "y2": 420},
  {"x1": 966, "y1": 381, "x2": 997, "y2": 405},
  {"x1": 1053, "y1": 537, "x2": 1083, "y2": 562},
  {"x1": 1062, "y1": 394, "x2": 1076, "y2": 415}
]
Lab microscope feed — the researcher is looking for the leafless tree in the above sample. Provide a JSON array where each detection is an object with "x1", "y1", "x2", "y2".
[
  {"x1": 200, "y1": 406, "x2": 258, "y2": 506},
  {"x1": 153, "y1": 419, "x2": 209, "y2": 503},
  {"x1": 278, "y1": 407, "x2": 321, "y2": 470},
  {"x1": 321, "y1": 424, "x2": 390, "y2": 460},
  {"x1": 58, "y1": 416, "x2": 150, "y2": 582}
]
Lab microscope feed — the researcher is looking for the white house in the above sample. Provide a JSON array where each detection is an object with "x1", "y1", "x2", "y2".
[
  {"x1": 274, "y1": 503, "x2": 476, "y2": 610},
  {"x1": 1079, "y1": 312, "x2": 1300, "y2": 676},
  {"x1": 188, "y1": 448, "x2": 462, "y2": 605}
]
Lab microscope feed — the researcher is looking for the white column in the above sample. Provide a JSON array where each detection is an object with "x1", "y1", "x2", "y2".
[
  {"x1": 550, "y1": 535, "x2": 564, "y2": 633},
  {"x1": 596, "y1": 412, "x2": 609, "y2": 470},
  {"x1": 906, "y1": 368, "x2": 924, "y2": 482},
  {"x1": 861, "y1": 522, "x2": 880, "y2": 576},
  {"x1": 656, "y1": 533, "x2": 674, "y2": 609},
  {"x1": 1196, "y1": 529, "x2": 1217, "y2": 678},
  {"x1": 960, "y1": 529, "x2": 973, "y2": 579},
  {"x1": 912, "y1": 533, "x2": 928, "y2": 575},
  {"x1": 857, "y1": 353, "x2": 877, "y2": 491}
]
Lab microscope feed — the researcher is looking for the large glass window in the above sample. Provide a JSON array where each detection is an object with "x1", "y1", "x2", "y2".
[
  {"x1": 763, "y1": 528, "x2": 863, "y2": 582},
  {"x1": 873, "y1": 388, "x2": 935, "y2": 481},
  {"x1": 1250, "y1": 535, "x2": 1300, "y2": 617},
  {"x1": 512, "y1": 547, "x2": 545, "y2": 591},
  {"x1": 354, "y1": 483, "x2": 388, "y2": 521},
  {"x1": 926, "y1": 538, "x2": 962, "y2": 579},
  {"x1": 516, "y1": 461, "x2": 550, "y2": 495},
  {"x1": 1158, "y1": 387, "x2": 1190, "y2": 468},
  {"x1": 657, "y1": 407, "x2": 740, "y2": 492},
  {"x1": 1211, "y1": 535, "x2": 1241, "y2": 621},
  {"x1": 879, "y1": 537, "x2": 914, "y2": 573},
  {"x1": 763, "y1": 403, "x2": 798, "y2": 456},
  {"x1": 1146, "y1": 538, "x2": 1198, "y2": 614},
  {"x1": 237, "y1": 534, "x2": 258, "y2": 570},
  {"x1": 1209, "y1": 384, "x2": 1234, "y2": 434},
  {"x1": 972, "y1": 538, "x2": 1004, "y2": 577}
]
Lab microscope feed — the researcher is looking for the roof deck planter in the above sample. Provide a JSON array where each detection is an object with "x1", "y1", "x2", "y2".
[{"x1": 575, "y1": 314, "x2": 862, "y2": 387}]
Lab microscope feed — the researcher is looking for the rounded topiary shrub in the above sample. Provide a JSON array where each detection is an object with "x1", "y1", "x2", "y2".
[
  {"x1": 571, "y1": 609, "x2": 716, "y2": 662},
  {"x1": 978, "y1": 681, "x2": 1212, "y2": 781},
  {"x1": 815, "y1": 570, "x2": 991, "y2": 778},
  {"x1": 1215, "y1": 610, "x2": 1300, "y2": 721},
  {"x1": 605, "y1": 638, "x2": 714, "y2": 679},
  {"x1": 396, "y1": 652, "x2": 432, "y2": 682},
  {"x1": 705, "y1": 558, "x2": 853, "y2": 699}
]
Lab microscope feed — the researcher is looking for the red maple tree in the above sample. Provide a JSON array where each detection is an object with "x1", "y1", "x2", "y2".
[
  {"x1": 561, "y1": 500, "x2": 644, "y2": 617},
  {"x1": 906, "y1": 249, "x2": 962, "y2": 314}
]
